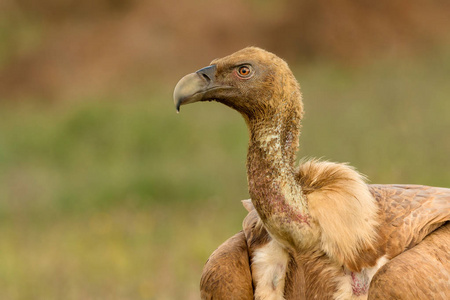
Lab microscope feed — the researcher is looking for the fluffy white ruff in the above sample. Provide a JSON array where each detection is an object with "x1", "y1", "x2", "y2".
[{"x1": 299, "y1": 160, "x2": 379, "y2": 269}]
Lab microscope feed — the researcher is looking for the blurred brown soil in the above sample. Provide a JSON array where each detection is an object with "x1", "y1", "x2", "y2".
[{"x1": 1, "y1": 0, "x2": 450, "y2": 100}]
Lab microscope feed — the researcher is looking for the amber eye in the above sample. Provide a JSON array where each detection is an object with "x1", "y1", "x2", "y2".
[{"x1": 237, "y1": 65, "x2": 252, "y2": 78}]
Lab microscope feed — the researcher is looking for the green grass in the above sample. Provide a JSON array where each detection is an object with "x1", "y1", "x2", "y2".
[{"x1": 0, "y1": 51, "x2": 449, "y2": 299}]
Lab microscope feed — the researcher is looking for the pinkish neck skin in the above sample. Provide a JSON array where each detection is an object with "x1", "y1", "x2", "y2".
[{"x1": 246, "y1": 116, "x2": 311, "y2": 247}]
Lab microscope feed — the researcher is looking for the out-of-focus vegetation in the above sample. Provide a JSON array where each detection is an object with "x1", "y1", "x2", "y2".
[
  {"x1": 0, "y1": 1, "x2": 449, "y2": 299},
  {"x1": 2, "y1": 0, "x2": 450, "y2": 100}
]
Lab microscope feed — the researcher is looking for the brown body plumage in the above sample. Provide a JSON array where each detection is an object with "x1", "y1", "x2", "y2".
[
  {"x1": 173, "y1": 47, "x2": 450, "y2": 299},
  {"x1": 202, "y1": 193, "x2": 450, "y2": 299}
]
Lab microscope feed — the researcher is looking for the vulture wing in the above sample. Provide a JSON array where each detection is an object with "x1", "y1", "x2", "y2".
[
  {"x1": 200, "y1": 231, "x2": 253, "y2": 300},
  {"x1": 369, "y1": 222, "x2": 450, "y2": 300},
  {"x1": 370, "y1": 184, "x2": 450, "y2": 259}
]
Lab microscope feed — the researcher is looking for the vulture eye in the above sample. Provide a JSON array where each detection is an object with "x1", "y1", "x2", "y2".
[{"x1": 236, "y1": 65, "x2": 253, "y2": 79}]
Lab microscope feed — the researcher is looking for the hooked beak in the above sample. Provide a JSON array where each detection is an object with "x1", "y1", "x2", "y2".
[{"x1": 173, "y1": 65, "x2": 217, "y2": 112}]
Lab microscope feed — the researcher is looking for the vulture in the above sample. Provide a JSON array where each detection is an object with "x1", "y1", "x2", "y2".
[{"x1": 173, "y1": 47, "x2": 450, "y2": 299}]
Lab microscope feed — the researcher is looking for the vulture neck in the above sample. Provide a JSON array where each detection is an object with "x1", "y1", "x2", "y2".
[{"x1": 246, "y1": 97, "x2": 310, "y2": 247}]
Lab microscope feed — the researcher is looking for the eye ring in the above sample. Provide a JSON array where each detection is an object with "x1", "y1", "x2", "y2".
[{"x1": 236, "y1": 65, "x2": 253, "y2": 79}]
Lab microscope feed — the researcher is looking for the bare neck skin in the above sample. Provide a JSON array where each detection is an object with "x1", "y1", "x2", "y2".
[{"x1": 245, "y1": 93, "x2": 313, "y2": 248}]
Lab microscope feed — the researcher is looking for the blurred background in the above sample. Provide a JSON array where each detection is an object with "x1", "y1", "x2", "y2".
[{"x1": 0, "y1": 0, "x2": 449, "y2": 299}]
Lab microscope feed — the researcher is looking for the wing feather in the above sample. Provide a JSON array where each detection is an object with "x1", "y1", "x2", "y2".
[
  {"x1": 369, "y1": 222, "x2": 450, "y2": 300},
  {"x1": 370, "y1": 184, "x2": 450, "y2": 259},
  {"x1": 200, "y1": 231, "x2": 254, "y2": 300}
]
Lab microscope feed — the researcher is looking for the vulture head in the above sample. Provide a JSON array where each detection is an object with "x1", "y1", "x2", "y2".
[{"x1": 174, "y1": 47, "x2": 304, "y2": 132}]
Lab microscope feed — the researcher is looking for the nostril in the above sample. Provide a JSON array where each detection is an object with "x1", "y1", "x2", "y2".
[
  {"x1": 202, "y1": 73, "x2": 211, "y2": 82},
  {"x1": 195, "y1": 65, "x2": 217, "y2": 84}
]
